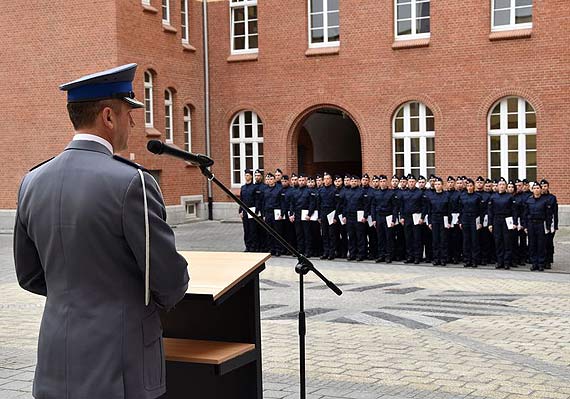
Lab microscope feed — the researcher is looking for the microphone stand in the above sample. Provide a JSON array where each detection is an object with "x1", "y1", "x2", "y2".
[{"x1": 198, "y1": 165, "x2": 342, "y2": 399}]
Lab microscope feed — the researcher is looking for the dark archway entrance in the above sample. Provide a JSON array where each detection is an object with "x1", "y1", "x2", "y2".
[{"x1": 297, "y1": 107, "x2": 362, "y2": 176}]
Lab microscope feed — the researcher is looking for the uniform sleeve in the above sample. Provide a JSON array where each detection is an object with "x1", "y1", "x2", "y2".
[
  {"x1": 14, "y1": 208, "x2": 47, "y2": 297},
  {"x1": 553, "y1": 196, "x2": 559, "y2": 230},
  {"x1": 392, "y1": 194, "x2": 400, "y2": 223},
  {"x1": 458, "y1": 196, "x2": 463, "y2": 225},
  {"x1": 238, "y1": 187, "x2": 244, "y2": 215},
  {"x1": 488, "y1": 197, "x2": 494, "y2": 226},
  {"x1": 123, "y1": 172, "x2": 189, "y2": 311},
  {"x1": 309, "y1": 191, "x2": 317, "y2": 215}
]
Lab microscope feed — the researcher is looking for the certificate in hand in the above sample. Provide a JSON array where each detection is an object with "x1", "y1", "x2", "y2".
[
  {"x1": 274, "y1": 209, "x2": 282, "y2": 220},
  {"x1": 412, "y1": 213, "x2": 422, "y2": 225},
  {"x1": 357, "y1": 210, "x2": 365, "y2": 221},
  {"x1": 327, "y1": 210, "x2": 336, "y2": 225},
  {"x1": 301, "y1": 209, "x2": 309, "y2": 221}
]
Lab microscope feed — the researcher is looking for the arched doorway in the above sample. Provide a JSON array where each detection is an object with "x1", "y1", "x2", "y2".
[{"x1": 296, "y1": 107, "x2": 362, "y2": 176}]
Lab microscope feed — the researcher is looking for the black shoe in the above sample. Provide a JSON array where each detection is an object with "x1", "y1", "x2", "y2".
[
  {"x1": 328, "y1": 256, "x2": 335, "y2": 260},
  {"x1": 347, "y1": 257, "x2": 356, "y2": 261},
  {"x1": 480, "y1": 261, "x2": 487, "y2": 266},
  {"x1": 539, "y1": 266, "x2": 545, "y2": 271},
  {"x1": 464, "y1": 262, "x2": 472, "y2": 268},
  {"x1": 545, "y1": 263, "x2": 552, "y2": 269},
  {"x1": 404, "y1": 258, "x2": 413, "y2": 264},
  {"x1": 274, "y1": 252, "x2": 281, "y2": 257},
  {"x1": 433, "y1": 261, "x2": 441, "y2": 266},
  {"x1": 495, "y1": 264, "x2": 502, "y2": 269},
  {"x1": 320, "y1": 255, "x2": 328, "y2": 260},
  {"x1": 441, "y1": 262, "x2": 447, "y2": 266},
  {"x1": 414, "y1": 259, "x2": 420, "y2": 264},
  {"x1": 504, "y1": 264, "x2": 511, "y2": 270},
  {"x1": 356, "y1": 257, "x2": 364, "y2": 262},
  {"x1": 386, "y1": 258, "x2": 392, "y2": 264}
]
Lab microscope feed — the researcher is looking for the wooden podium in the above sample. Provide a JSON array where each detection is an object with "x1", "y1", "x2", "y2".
[{"x1": 159, "y1": 251, "x2": 269, "y2": 399}]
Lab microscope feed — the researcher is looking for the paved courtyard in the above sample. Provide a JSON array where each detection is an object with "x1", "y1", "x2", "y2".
[{"x1": 1, "y1": 221, "x2": 570, "y2": 398}]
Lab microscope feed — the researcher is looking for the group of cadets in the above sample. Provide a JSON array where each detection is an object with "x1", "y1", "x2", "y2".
[{"x1": 239, "y1": 168, "x2": 558, "y2": 272}]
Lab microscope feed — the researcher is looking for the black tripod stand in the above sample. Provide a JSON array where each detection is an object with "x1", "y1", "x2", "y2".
[{"x1": 197, "y1": 166, "x2": 342, "y2": 399}]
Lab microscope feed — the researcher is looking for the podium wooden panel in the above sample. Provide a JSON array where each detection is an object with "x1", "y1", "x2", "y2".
[{"x1": 159, "y1": 251, "x2": 269, "y2": 399}]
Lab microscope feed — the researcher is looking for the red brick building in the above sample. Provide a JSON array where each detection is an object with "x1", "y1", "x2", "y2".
[{"x1": 2, "y1": 0, "x2": 569, "y2": 227}]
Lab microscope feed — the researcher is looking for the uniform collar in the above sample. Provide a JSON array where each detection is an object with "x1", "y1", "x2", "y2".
[
  {"x1": 65, "y1": 137, "x2": 113, "y2": 156},
  {"x1": 73, "y1": 133, "x2": 114, "y2": 154}
]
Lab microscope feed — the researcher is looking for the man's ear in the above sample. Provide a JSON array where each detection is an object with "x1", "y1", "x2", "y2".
[{"x1": 101, "y1": 107, "x2": 114, "y2": 129}]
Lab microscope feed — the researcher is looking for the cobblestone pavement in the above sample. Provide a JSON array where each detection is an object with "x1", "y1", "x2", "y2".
[{"x1": 1, "y1": 222, "x2": 570, "y2": 398}]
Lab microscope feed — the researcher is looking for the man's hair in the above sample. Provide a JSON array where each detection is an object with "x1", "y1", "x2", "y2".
[{"x1": 66, "y1": 100, "x2": 122, "y2": 130}]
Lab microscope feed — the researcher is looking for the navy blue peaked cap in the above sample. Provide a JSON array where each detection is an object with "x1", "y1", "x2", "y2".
[{"x1": 59, "y1": 63, "x2": 144, "y2": 108}]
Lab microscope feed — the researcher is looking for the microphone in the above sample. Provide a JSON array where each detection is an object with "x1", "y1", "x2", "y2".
[{"x1": 147, "y1": 140, "x2": 214, "y2": 167}]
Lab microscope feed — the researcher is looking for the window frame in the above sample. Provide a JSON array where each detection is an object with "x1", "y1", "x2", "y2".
[
  {"x1": 184, "y1": 105, "x2": 192, "y2": 152},
  {"x1": 144, "y1": 71, "x2": 154, "y2": 128},
  {"x1": 162, "y1": 0, "x2": 171, "y2": 24},
  {"x1": 229, "y1": 0, "x2": 259, "y2": 55},
  {"x1": 392, "y1": 102, "x2": 435, "y2": 177},
  {"x1": 181, "y1": 0, "x2": 189, "y2": 43},
  {"x1": 308, "y1": 0, "x2": 340, "y2": 49},
  {"x1": 491, "y1": 0, "x2": 533, "y2": 32},
  {"x1": 488, "y1": 97, "x2": 537, "y2": 181},
  {"x1": 164, "y1": 89, "x2": 174, "y2": 143},
  {"x1": 394, "y1": 0, "x2": 431, "y2": 41},
  {"x1": 230, "y1": 111, "x2": 264, "y2": 188}
]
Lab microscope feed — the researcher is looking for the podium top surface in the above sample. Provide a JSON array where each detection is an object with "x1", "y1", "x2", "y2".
[{"x1": 179, "y1": 251, "x2": 270, "y2": 302}]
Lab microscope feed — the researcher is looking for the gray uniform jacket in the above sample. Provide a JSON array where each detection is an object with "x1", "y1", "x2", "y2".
[{"x1": 14, "y1": 140, "x2": 190, "y2": 399}]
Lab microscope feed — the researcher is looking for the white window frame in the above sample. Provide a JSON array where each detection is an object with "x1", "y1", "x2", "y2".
[
  {"x1": 230, "y1": 0, "x2": 259, "y2": 55},
  {"x1": 491, "y1": 0, "x2": 532, "y2": 32},
  {"x1": 184, "y1": 106, "x2": 192, "y2": 152},
  {"x1": 181, "y1": 0, "x2": 189, "y2": 43},
  {"x1": 230, "y1": 111, "x2": 264, "y2": 187},
  {"x1": 162, "y1": 0, "x2": 171, "y2": 24},
  {"x1": 392, "y1": 102, "x2": 435, "y2": 177},
  {"x1": 394, "y1": 0, "x2": 431, "y2": 41},
  {"x1": 142, "y1": 0, "x2": 151, "y2": 5},
  {"x1": 488, "y1": 97, "x2": 537, "y2": 180},
  {"x1": 308, "y1": 0, "x2": 340, "y2": 49},
  {"x1": 164, "y1": 89, "x2": 173, "y2": 143},
  {"x1": 144, "y1": 71, "x2": 154, "y2": 128}
]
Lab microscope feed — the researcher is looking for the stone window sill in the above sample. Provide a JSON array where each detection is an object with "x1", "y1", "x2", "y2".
[
  {"x1": 183, "y1": 43, "x2": 196, "y2": 52},
  {"x1": 142, "y1": 4, "x2": 158, "y2": 14},
  {"x1": 305, "y1": 46, "x2": 340, "y2": 57},
  {"x1": 227, "y1": 53, "x2": 259, "y2": 63},
  {"x1": 392, "y1": 38, "x2": 430, "y2": 50},
  {"x1": 162, "y1": 23, "x2": 177, "y2": 34},
  {"x1": 489, "y1": 28, "x2": 532, "y2": 41},
  {"x1": 145, "y1": 127, "x2": 162, "y2": 138}
]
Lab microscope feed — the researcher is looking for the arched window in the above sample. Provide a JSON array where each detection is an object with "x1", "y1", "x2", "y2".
[
  {"x1": 184, "y1": 105, "x2": 192, "y2": 152},
  {"x1": 230, "y1": 111, "x2": 264, "y2": 187},
  {"x1": 230, "y1": 0, "x2": 258, "y2": 54},
  {"x1": 488, "y1": 97, "x2": 536, "y2": 181},
  {"x1": 392, "y1": 102, "x2": 435, "y2": 177},
  {"x1": 144, "y1": 71, "x2": 154, "y2": 128},
  {"x1": 164, "y1": 89, "x2": 173, "y2": 143}
]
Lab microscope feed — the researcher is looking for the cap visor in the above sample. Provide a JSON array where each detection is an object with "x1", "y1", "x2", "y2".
[{"x1": 123, "y1": 97, "x2": 145, "y2": 109}]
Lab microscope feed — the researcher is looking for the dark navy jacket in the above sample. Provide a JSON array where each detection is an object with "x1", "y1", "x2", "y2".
[
  {"x1": 361, "y1": 186, "x2": 374, "y2": 218},
  {"x1": 371, "y1": 188, "x2": 399, "y2": 223},
  {"x1": 543, "y1": 192, "x2": 559, "y2": 230},
  {"x1": 488, "y1": 192, "x2": 517, "y2": 224},
  {"x1": 284, "y1": 186, "x2": 297, "y2": 216},
  {"x1": 290, "y1": 186, "x2": 317, "y2": 218},
  {"x1": 399, "y1": 188, "x2": 427, "y2": 218},
  {"x1": 342, "y1": 187, "x2": 368, "y2": 218},
  {"x1": 459, "y1": 192, "x2": 484, "y2": 225},
  {"x1": 262, "y1": 184, "x2": 283, "y2": 215},
  {"x1": 318, "y1": 184, "x2": 338, "y2": 214},
  {"x1": 239, "y1": 182, "x2": 260, "y2": 214},
  {"x1": 426, "y1": 191, "x2": 451, "y2": 224},
  {"x1": 522, "y1": 195, "x2": 553, "y2": 228},
  {"x1": 447, "y1": 189, "x2": 462, "y2": 213}
]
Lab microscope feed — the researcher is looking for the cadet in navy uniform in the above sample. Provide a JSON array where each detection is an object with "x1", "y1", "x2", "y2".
[
  {"x1": 399, "y1": 174, "x2": 427, "y2": 264},
  {"x1": 392, "y1": 175, "x2": 407, "y2": 261},
  {"x1": 371, "y1": 175, "x2": 399, "y2": 263},
  {"x1": 514, "y1": 179, "x2": 530, "y2": 265},
  {"x1": 279, "y1": 175, "x2": 294, "y2": 253},
  {"x1": 289, "y1": 174, "x2": 317, "y2": 257},
  {"x1": 253, "y1": 169, "x2": 268, "y2": 252},
  {"x1": 418, "y1": 175, "x2": 433, "y2": 263},
  {"x1": 318, "y1": 172, "x2": 339, "y2": 260},
  {"x1": 361, "y1": 174, "x2": 377, "y2": 259},
  {"x1": 307, "y1": 176, "x2": 322, "y2": 256},
  {"x1": 459, "y1": 178, "x2": 484, "y2": 267},
  {"x1": 522, "y1": 182, "x2": 553, "y2": 271},
  {"x1": 488, "y1": 178, "x2": 517, "y2": 269},
  {"x1": 475, "y1": 177, "x2": 491, "y2": 265},
  {"x1": 446, "y1": 176, "x2": 462, "y2": 264},
  {"x1": 262, "y1": 173, "x2": 284, "y2": 256},
  {"x1": 283, "y1": 174, "x2": 298, "y2": 250},
  {"x1": 425, "y1": 177, "x2": 450, "y2": 266},
  {"x1": 336, "y1": 174, "x2": 352, "y2": 258},
  {"x1": 335, "y1": 175, "x2": 348, "y2": 258},
  {"x1": 14, "y1": 64, "x2": 190, "y2": 399},
  {"x1": 240, "y1": 169, "x2": 260, "y2": 252},
  {"x1": 341, "y1": 175, "x2": 368, "y2": 261},
  {"x1": 506, "y1": 181, "x2": 520, "y2": 266},
  {"x1": 541, "y1": 179, "x2": 558, "y2": 269}
]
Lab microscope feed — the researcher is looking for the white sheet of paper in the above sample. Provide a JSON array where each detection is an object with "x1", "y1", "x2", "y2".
[
  {"x1": 386, "y1": 215, "x2": 394, "y2": 227},
  {"x1": 310, "y1": 211, "x2": 319, "y2": 221},
  {"x1": 551, "y1": 220, "x2": 555, "y2": 233},
  {"x1": 367, "y1": 216, "x2": 374, "y2": 227},
  {"x1": 483, "y1": 214, "x2": 489, "y2": 227},
  {"x1": 327, "y1": 210, "x2": 336, "y2": 225},
  {"x1": 357, "y1": 210, "x2": 365, "y2": 221},
  {"x1": 274, "y1": 209, "x2": 281, "y2": 220},
  {"x1": 505, "y1": 216, "x2": 515, "y2": 230},
  {"x1": 544, "y1": 222, "x2": 550, "y2": 234},
  {"x1": 424, "y1": 215, "x2": 429, "y2": 225},
  {"x1": 451, "y1": 213, "x2": 460, "y2": 226},
  {"x1": 339, "y1": 214, "x2": 346, "y2": 225},
  {"x1": 301, "y1": 209, "x2": 309, "y2": 221},
  {"x1": 412, "y1": 213, "x2": 422, "y2": 225},
  {"x1": 248, "y1": 207, "x2": 256, "y2": 219},
  {"x1": 444, "y1": 216, "x2": 450, "y2": 228},
  {"x1": 476, "y1": 216, "x2": 481, "y2": 230}
]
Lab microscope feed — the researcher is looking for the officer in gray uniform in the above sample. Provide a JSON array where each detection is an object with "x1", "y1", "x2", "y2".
[{"x1": 14, "y1": 64, "x2": 190, "y2": 399}]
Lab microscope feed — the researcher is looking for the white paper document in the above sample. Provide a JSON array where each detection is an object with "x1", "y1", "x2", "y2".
[
  {"x1": 412, "y1": 213, "x2": 422, "y2": 225},
  {"x1": 301, "y1": 209, "x2": 309, "y2": 220},
  {"x1": 310, "y1": 211, "x2": 319, "y2": 221},
  {"x1": 386, "y1": 215, "x2": 394, "y2": 227},
  {"x1": 247, "y1": 207, "x2": 256, "y2": 219},
  {"x1": 424, "y1": 215, "x2": 429, "y2": 225},
  {"x1": 476, "y1": 216, "x2": 481, "y2": 230},
  {"x1": 357, "y1": 210, "x2": 365, "y2": 221},
  {"x1": 551, "y1": 220, "x2": 556, "y2": 233},
  {"x1": 505, "y1": 216, "x2": 515, "y2": 230},
  {"x1": 483, "y1": 215, "x2": 489, "y2": 227},
  {"x1": 544, "y1": 222, "x2": 550, "y2": 234},
  {"x1": 444, "y1": 216, "x2": 450, "y2": 228},
  {"x1": 327, "y1": 210, "x2": 336, "y2": 225},
  {"x1": 274, "y1": 209, "x2": 282, "y2": 220},
  {"x1": 339, "y1": 214, "x2": 346, "y2": 225},
  {"x1": 367, "y1": 216, "x2": 374, "y2": 227},
  {"x1": 451, "y1": 213, "x2": 460, "y2": 226}
]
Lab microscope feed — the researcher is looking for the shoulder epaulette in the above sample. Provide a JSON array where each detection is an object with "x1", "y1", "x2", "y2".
[
  {"x1": 30, "y1": 157, "x2": 55, "y2": 171},
  {"x1": 113, "y1": 155, "x2": 149, "y2": 173}
]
